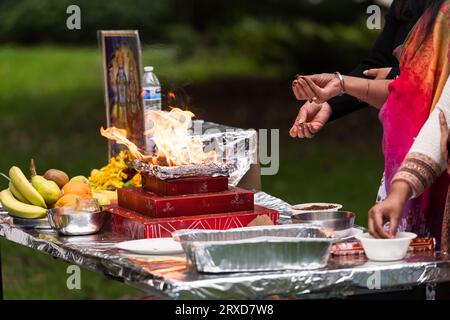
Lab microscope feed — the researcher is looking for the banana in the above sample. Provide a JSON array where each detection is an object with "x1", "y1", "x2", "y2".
[
  {"x1": 9, "y1": 181, "x2": 30, "y2": 204},
  {"x1": 9, "y1": 166, "x2": 47, "y2": 208},
  {"x1": 0, "y1": 189, "x2": 47, "y2": 219}
]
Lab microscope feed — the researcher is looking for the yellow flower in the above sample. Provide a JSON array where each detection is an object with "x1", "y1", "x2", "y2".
[
  {"x1": 131, "y1": 173, "x2": 142, "y2": 187},
  {"x1": 88, "y1": 151, "x2": 131, "y2": 191}
]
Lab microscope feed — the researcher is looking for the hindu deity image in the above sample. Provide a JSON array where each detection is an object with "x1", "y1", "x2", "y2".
[
  {"x1": 101, "y1": 31, "x2": 144, "y2": 156},
  {"x1": 116, "y1": 51, "x2": 128, "y2": 129},
  {"x1": 108, "y1": 48, "x2": 129, "y2": 130},
  {"x1": 126, "y1": 61, "x2": 143, "y2": 145},
  {"x1": 106, "y1": 42, "x2": 145, "y2": 143}
]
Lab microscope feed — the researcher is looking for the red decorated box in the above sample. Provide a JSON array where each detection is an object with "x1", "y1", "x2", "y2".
[
  {"x1": 105, "y1": 205, "x2": 279, "y2": 239},
  {"x1": 118, "y1": 187, "x2": 254, "y2": 218},
  {"x1": 141, "y1": 174, "x2": 229, "y2": 196}
]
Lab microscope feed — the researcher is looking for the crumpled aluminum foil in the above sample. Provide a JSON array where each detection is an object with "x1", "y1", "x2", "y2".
[
  {"x1": 132, "y1": 161, "x2": 231, "y2": 180},
  {"x1": 0, "y1": 193, "x2": 449, "y2": 299},
  {"x1": 133, "y1": 121, "x2": 257, "y2": 187},
  {"x1": 254, "y1": 191, "x2": 295, "y2": 226},
  {"x1": 0, "y1": 112, "x2": 447, "y2": 299}
]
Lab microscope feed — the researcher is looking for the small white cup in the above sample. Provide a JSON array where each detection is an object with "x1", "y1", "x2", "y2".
[{"x1": 355, "y1": 232, "x2": 417, "y2": 261}]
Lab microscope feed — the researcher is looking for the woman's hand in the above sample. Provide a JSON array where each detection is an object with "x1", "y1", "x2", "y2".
[
  {"x1": 368, "y1": 181, "x2": 412, "y2": 238},
  {"x1": 289, "y1": 101, "x2": 332, "y2": 138},
  {"x1": 368, "y1": 197, "x2": 403, "y2": 239},
  {"x1": 439, "y1": 111, "x2": 450, "y2": 174},
  {"x1": 292, "y1": 73, "x2": 341, "y2": 103}
]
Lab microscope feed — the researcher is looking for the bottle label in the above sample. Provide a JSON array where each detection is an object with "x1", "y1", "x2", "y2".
[{"x1": 142, "y1": 87, "x2": 161, "y2": 101}]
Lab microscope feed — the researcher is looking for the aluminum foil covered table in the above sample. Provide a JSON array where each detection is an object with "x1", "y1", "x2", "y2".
[{"x1": 1, "y1": 191, "x2": 450, "y2": 299}]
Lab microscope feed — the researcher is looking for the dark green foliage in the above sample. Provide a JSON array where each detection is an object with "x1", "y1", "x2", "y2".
[{"x1": 0, "y1": 0, "x2": 379, "y2": 73}]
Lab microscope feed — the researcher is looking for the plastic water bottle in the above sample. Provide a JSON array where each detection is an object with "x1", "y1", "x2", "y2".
[
  {"x1": 142, "y1": 66, "x2": 161, "y2": 155},
  {"x1": 142, "y1": 66, "x2": 161, "y2": 111}
]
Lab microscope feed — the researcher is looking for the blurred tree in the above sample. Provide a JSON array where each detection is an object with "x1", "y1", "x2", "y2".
[
  {"x1": 0, "y1": 0, "x2": 376, "y2": 44},
  {"x1": 0, "y1": 0, "x2": 379, "y2": 75},
  {"x1": 0, "y1": 0, "x2": 173, "y2": 43}
]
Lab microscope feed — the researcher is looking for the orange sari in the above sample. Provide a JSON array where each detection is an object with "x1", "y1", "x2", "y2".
[{"x1": 379, "y1": 1, "x2": 450, "y2": 244}]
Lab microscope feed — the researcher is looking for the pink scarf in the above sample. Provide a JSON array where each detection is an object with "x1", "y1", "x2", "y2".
[{"x1": 380, "y1": 3, "x2": 450, "y2": 238}]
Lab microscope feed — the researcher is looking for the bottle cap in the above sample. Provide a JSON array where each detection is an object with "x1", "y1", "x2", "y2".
[{"x1": 144, "y1": 66, "x2": 154, "y2": 72}]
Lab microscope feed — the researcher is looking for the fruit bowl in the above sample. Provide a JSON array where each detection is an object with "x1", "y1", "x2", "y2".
[{"x1": 47, "y1": 206, "x2": 107, "y2": 236}]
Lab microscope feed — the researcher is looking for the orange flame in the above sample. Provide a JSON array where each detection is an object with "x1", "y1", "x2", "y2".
[
  {"x1": 100, "y1": 127, "x2": 152, "y2": 162},
  {"x1": 101, "y1": 108, "x2": 217, "y2": 166},
  {"x1": 168, "y1": 92, "x2": 176, "y2": 100}
]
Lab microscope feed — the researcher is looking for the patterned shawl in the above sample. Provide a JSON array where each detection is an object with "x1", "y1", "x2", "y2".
[{"x1": 379, "y1": 1, "x2": 450, "y2": 240}]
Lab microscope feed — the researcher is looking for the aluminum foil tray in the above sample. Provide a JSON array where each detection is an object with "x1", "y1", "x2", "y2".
[
  {"x1": 132, "y1": 160, "x2": 231, "y2": 180},
  {"x1": 131, "y1": 123, "x2": 258, "y2": 186},
  {"x1": 173, "y1": 225, "x2": 333, "y2": 273}
]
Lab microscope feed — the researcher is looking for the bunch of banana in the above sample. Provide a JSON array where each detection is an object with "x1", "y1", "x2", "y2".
[
  {"x1": 0, "y1": 166, "x2": 48, "y2": 219},
  {"x1": 0, "y1": 189, "x2": 47, "y2": 219}
]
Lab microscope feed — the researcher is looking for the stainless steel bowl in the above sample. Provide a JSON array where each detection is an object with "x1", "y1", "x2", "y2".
[
  {"x1": 291, "y1": 211, "x2": 355, "y2": 238},
  {"x1": 47, "y1": 206, "x2": 107, "y2": 236},
  {"x1": 12, "y1": 216, "x2": 52, "y2": 229}
]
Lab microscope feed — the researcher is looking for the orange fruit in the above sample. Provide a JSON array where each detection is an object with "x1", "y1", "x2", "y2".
[
  {"x1": 54, "y1": 194, "x2": 81, "y2": 208},
  {"x1": 62, "y1": 181, "x2": 91, "y2": 197}
]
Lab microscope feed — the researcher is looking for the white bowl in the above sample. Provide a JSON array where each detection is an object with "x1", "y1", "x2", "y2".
[
  {"x1": 290, "y1": 203, "x2": 343, "y2": 214},
  {"x1": 355, "y1": 232, "x2": 417, "y2": 261}
]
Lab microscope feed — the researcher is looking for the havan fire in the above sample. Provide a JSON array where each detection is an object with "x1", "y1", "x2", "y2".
[{"x1": 101, "y1": 108, "x2": 217, "y2": 167}]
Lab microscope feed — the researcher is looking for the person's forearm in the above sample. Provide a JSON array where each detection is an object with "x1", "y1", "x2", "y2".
[
  {"x1": 388, "y1": 180, "x2": 413, "y2": 205},
  {"x1": 327, "y1": 68, "x2": 399, "y2": 122},
  {"x1": 343, "y1": 76, "x2": 391, "y2": 109}
]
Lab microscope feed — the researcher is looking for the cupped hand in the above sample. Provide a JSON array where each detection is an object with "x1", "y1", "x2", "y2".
[
  {"x1": 289, "y1": 101, "x2": 332, "y2": 138},
  {"x1": 292, "y1": 73, "x2": 341, "y2": 104}
]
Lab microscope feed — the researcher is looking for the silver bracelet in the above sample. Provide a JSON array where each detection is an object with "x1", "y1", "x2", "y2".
[{"x1": 334, "y1": 72, "x2": 346, "y2": 96}]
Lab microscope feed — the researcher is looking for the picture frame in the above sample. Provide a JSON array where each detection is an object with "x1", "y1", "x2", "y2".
[{"x1": 98, "y1": 30, "x2": 144, "y2": 158}]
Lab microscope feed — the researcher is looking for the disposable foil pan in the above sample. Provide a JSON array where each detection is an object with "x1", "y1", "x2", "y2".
[
  {"x1": 132, "y1": 160, "x2": 231, "y2": 180},
  {"x1": 173, "y1": 225, "x2": 333, "y2": 273}
]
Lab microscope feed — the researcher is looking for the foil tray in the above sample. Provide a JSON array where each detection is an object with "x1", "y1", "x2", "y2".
[
  {"x1": 173, "y1": 225, "x2": 333, "y2": 273},
  {"x1": 131, "y1": 123, "x2": 258, "y2": 186},
  {"x1": 132, "y1": 160, "x2": 231, "y2": 180}
]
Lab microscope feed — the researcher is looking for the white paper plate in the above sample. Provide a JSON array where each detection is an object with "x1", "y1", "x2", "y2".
[
  {"x1": 116, "y1": 238, "x2": 183, "y2": 255},
  {"x1": 290, "y1": 203, "x2": 343, "y2": 214}
]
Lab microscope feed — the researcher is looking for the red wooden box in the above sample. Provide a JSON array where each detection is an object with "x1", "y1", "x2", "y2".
[
  {"x1": 141, "y1": 174, "x2": 229, "y2": 196},
  {"x1": 118, "y1": 187, "x2": 254, "y2": 218},
  {"x1": 105, "y1": 205, "x2": 279, "y2": 239}
]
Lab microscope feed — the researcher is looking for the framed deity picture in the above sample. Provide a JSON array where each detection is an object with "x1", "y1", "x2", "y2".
[{"x1": 98, "y1": 30, "x2": 144, "y2": 157}]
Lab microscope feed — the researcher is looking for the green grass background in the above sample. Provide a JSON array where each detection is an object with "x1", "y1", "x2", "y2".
[{"x1": 0, "y1": 46, "x2": 383, "y2": 299}]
